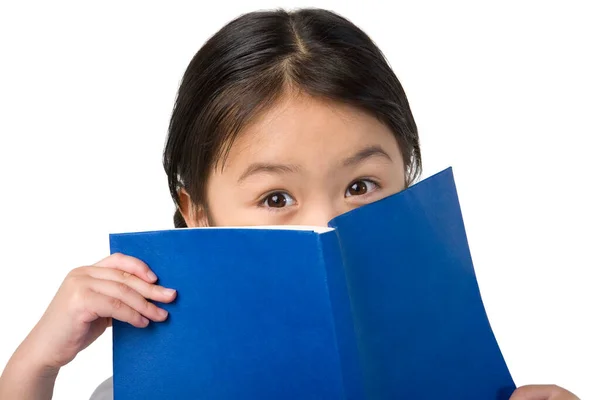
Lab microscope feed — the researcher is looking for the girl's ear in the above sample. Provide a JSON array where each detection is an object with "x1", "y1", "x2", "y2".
[{"x1": 178, "y1": 188, "x2": 209, "y2": 227}]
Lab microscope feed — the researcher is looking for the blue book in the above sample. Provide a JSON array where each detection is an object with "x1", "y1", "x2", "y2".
[{"x1": 109, "y1": 167, "x2": 515, "y2": 399}]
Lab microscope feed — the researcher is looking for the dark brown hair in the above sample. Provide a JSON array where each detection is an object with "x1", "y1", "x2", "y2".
[{"x1": 163, "y1": 8, "x2": 421, "y2": 228}]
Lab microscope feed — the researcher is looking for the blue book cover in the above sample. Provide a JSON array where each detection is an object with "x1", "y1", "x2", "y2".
[{"x1": 109, "y1": 167, "x2": 515, "y2": 399}]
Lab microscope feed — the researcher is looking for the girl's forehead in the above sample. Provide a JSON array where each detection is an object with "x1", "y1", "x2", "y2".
[{"x1": 224, "y1": 94, "x2": 400, "y2": 167}]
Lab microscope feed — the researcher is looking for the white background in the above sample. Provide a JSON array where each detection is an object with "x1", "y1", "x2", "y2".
[{"x1": 1, "y1": 1, "x2": 598, "y2": 399}]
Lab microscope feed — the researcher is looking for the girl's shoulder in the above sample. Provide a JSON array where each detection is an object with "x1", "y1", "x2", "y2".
[{"x1": 89, "y1": 376, "x2": 113, "y2": 400}]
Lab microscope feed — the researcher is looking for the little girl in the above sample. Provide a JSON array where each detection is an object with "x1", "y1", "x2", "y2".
[{"x1": 0, "y1": 8, "x2": 579, "y2": 400}]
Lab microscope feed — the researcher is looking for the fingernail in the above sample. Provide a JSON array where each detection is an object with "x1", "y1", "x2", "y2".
[
  {"x1": 158, "y1": 308, "x2": 168, "y2": 318},
  {"x1": 162, "y1": 288, "x2": 176, "y2": 297},
  {"x1": 141, "y1": 317, "x2": 150, "y2": 326},
  {"x1": 147, "y1": 270, "x2": 157, "y2": 282}
]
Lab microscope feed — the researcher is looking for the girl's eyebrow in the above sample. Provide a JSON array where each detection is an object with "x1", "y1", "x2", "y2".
[
  {"x1": 237, "y1": 145, "x2": 391, "y2": 183},
  {"x1": 342, "y1": 145, "x2": 392, "y2": 167},
  {"x1": 237, "y1": 162, "x2": 302, "y2": 183}
]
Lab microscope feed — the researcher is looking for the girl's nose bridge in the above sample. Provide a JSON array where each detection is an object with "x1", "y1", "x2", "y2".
[{"x1": 296, "y1": 198, "x2": 341, "y2": 227}]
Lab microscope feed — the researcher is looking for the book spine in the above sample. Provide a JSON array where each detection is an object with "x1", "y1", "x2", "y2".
[{"x1": 318, "y1": 231, "x2": 366, "y2": 400}]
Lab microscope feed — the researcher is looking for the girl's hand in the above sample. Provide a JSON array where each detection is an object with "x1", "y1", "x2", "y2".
[
  {"x1": 22, "y1": 253, "x2": 177, "y2": 370},
  {"x1": 511, "y1": 385, "x2": 579, "y2": 399}
]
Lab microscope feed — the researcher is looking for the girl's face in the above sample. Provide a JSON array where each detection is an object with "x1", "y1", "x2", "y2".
[{"x1": 180, "y1": 93, "x2": 406, "y2": 227}]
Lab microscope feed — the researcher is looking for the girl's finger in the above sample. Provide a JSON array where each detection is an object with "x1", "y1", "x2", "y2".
[
  {"x1": 510, "y1": 385, "x2": 579, "y2": 400},
  {"x1": 85, "y1": 277, "x2": 169, "y2": 322},
  {"x1": 82, "y1": 289, "x2": 150, "y2": 328},
  {"x1": 93, "y1": 253, "x2": 157, "y2": 283},
  {"x1": 83, "y1": 266, "x2": 177, "y2": 304}
]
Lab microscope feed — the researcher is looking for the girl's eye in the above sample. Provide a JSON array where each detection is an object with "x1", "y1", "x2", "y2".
[
  {"x1": 345, "y1": 179, "x2": 378, "y2": 197},
  {"x1": 261, "y1": 192, "x2": 296, "y2": 208}
]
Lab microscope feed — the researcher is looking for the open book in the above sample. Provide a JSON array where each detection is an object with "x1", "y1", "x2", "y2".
[{"x1": 109, "y1": 167, "x2": 515, "y2": 399}]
